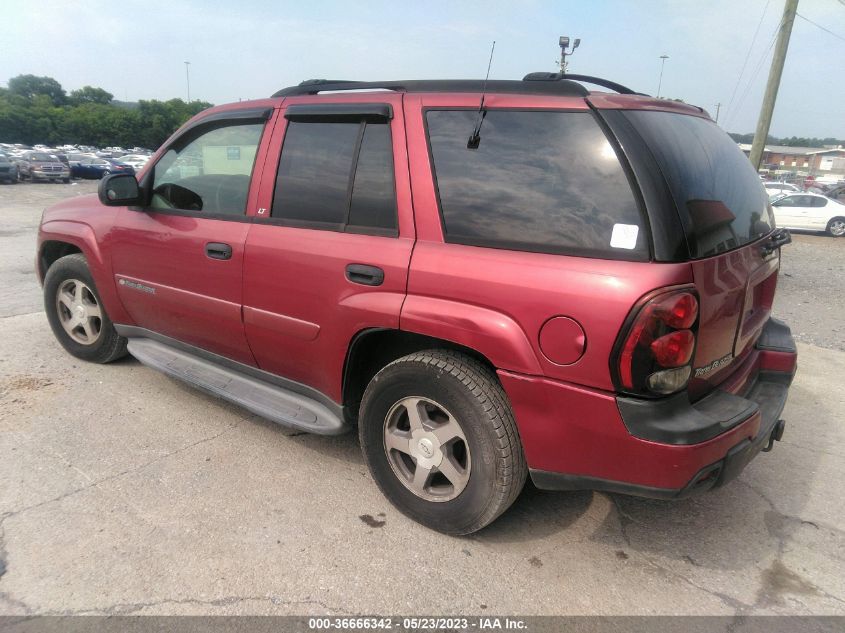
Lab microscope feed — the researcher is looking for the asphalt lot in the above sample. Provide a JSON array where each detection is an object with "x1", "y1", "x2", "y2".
[{"x1": 0, "y1": 181, "x2": 844, "y2": 616}]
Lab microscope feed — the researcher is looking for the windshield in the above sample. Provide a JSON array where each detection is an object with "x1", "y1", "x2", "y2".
[
  {"x1": 29, "y1": 153, "x2": 57, "y2": 162},
  {"x1": 624, "y1": 111, "x2": 774, "y2": 258}
]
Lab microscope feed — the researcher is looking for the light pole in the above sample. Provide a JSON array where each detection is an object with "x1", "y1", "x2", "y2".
[
  {"x1": 657, "y1": 54, "x2": 669, "y2": 98},
  {"x1": 184, "y1": 61, "x2": 191, "y2": 103}
]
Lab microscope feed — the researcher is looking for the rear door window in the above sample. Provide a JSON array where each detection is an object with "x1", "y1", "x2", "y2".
[
  {"x1": 271, "y1": 120, "x2": 397, "y2": 234},
  {"x1": 425, "y1": 110, "x2": 647, "y2": 259},
  {"x1": 623, "y1": 111, "x2": 774, "y2": 258}
]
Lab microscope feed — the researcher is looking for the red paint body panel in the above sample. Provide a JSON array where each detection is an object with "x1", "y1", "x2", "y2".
[
  {"x1": 108, "y1": 210, "x2": 256, "y2": 365},
  {"x1": 688, "y1": 242, "x2": 780, "y2": 399},
  {"x1": 403, "y1": 240, "x2": 691, "y2": 390},
  {"x1": 499, "y1": 369, "x2": 762, "y2": 489},
  {"x1": 241, "y1": 94, "x2": 414, "y2": 401}
]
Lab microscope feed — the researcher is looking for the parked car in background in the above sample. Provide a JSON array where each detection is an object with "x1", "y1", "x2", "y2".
[
  {"x1": 763, "y1": 181, "x2": 801, "y2": 200},
  {"x1": 15, "y1": 151, "x2": 70, "y2": 182},
  {"x1": 71, "y1": 157, "x2": 135, "y2": 179},
  {"x1": 0, "y1": 153, "x2": 19, "y2": 183},
  {"x1": 116, "y1": 154, "x2": 150, "y2": 172},
  {"x1": 66, "y1": 152, "x2": 97, "y2": 168},
  {"x1": 772, "y1": 192, "x2": 845, "y2": 236},
  {"x1": 823, "y1": 185, "x2": 845, "y2": 203}
]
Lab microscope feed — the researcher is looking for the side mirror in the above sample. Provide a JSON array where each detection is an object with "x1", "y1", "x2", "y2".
[{"x1": 98, "y1": 173, "x2": 141, "y2": 206}]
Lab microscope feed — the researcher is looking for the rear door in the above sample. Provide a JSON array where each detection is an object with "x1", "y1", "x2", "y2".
[
  {"x1": 616, "y1": 109, "x2": 780, "y2": 398},
  {"x1": 242, "y1": 94, "x2": 414, "y2": 402}
]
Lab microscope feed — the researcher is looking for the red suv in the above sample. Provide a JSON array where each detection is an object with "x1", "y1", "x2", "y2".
[{"x1": 36, "y1": 74, "x2": 797, "y2": 534}]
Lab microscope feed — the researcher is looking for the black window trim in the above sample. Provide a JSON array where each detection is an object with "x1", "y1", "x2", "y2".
[
  {"x1": 136, "y1": 111, "x2": 271, "y2": 219},
  {"x1": 422, "y1": 106, "x2": 652, "y2": 262},
  {"x1": 262, "y1": 113, "x2": 399, "y2": 237}
]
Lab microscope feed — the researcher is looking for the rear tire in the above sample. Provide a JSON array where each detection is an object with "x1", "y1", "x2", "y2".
[
  {"x1": 827, "y1": 217, "x2": 845, "y2": 237},
  {"x1": 359, "y1": 350, "x2": 527, "y2": 535},
  {"x1": 43, "y1": 254, "x2": 128, "y2": 363}
]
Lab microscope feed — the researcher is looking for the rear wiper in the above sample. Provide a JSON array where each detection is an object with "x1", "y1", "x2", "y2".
[{"x1": 760, "y1": 228, "x2": 792, "y2": 257}]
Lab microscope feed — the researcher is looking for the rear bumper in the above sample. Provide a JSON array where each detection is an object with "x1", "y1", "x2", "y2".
[{"x1": 501, "y1": 318, "x2": 797, "y2": 498}]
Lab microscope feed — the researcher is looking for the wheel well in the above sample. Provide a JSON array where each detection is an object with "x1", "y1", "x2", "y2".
[
  {"x1": 342, "y1": 329, "x2": 498, "y2": 418},
  {"x1": 39, "y1": 241, "x2": 82, "y2": 281}
]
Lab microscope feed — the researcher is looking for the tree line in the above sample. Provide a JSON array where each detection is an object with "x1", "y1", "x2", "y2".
[
  {"x1": 727, "y1": 132, "x2": 844, "y2": 148},
  {"x1": 0, "y1": 74, "x2": 213, "y2": 149}
]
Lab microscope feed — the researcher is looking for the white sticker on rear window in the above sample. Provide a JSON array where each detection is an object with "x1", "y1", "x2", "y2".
[{"x1": 610, "y1": 223, "x2": 639, "y2": 249}]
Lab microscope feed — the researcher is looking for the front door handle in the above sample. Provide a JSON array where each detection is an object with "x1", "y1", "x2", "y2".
[
  {"x1": 345, "y1": 264, "x2": 384, "y2": 286},
  {"x1": 206, "y1": 242, "x2": 233, "y2": 260}
]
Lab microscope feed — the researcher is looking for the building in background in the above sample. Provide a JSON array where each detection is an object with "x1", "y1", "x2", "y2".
[{"x1": 738, "y1": 143, "x2": 845, "y2": 181}]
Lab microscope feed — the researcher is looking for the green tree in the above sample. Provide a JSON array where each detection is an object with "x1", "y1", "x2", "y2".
[
  {"x1": 8, "y1": 74, "x2": 66, "y2": 105},
  {"x1": 69, "y1": 86, "x2": 113, "y2": 105}
]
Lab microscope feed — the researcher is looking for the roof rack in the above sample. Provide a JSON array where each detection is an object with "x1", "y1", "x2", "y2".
[
  {"x1": 272, "y1": 74, "x2": 642, "y2": 98},
  {"x1": 273, "y1": 78, "x2": 590, "y2": 98},
  {"x1": 523, "y1": 72, "x2": 641, "y2": 95}
]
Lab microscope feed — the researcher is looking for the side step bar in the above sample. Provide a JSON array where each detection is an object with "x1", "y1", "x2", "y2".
[{"x1": 125, "y1": 337, "x2": 347, "y2": 435}]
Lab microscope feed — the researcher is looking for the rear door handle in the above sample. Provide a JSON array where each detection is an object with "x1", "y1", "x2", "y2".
[
  {"x1": 345, "y1": 264, "x2": 384, "y2": 286},
  {"x1": 206, "y1": 242, "x2": 233, "y2": 260}
]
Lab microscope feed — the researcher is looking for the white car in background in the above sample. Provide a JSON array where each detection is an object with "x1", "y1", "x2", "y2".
[
  {"x1": 771, "y1": 192, "x2": 845, "y2": 237},
  {"x1": 116, "y1": 154, "x2": 150, "y2": 172},
  {"x1": 763, "y1": 181, "x2": 801, "y2": 200}
]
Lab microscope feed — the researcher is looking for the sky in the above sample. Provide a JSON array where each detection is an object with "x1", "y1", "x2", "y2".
[{"x1": 1, "y1": 0, "x2": 844, "y2": 138}]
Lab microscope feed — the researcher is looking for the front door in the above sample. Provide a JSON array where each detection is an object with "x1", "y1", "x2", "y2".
[
  {"x1": 110, "y1": 110, "x2": 275, "y2": 365},
  {"x1": 242, "y1": 95, "x2": 415, "y2": 402}
]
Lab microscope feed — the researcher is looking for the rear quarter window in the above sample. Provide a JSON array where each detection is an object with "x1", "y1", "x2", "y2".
[
  {"x1": 623, "y1": 111, "x2": 774, "y2": 258},
  {"x1": 425, "y1": 110, "x2": 648, "y2": 260}
]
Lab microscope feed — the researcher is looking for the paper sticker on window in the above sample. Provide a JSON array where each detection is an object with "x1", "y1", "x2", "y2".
[{"x1": 610, "y1": 224, "x2": 639, "y2": 250}]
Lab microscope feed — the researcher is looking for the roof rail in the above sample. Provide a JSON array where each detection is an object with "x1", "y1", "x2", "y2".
[
  {"x1": 272, "y1": 78, "x2": 589, "y2": 98},
  {"x1": 523, "y1": 72, "x2": 642, "y2": 95}
]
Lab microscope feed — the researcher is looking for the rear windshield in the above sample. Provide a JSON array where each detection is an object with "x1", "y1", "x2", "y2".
[
  {"x1": 624, "y1": 111, "x2": 773, "y2": 258},
  {"x1": 426, "y1": 110, "x2": 647, "y2": 260}
]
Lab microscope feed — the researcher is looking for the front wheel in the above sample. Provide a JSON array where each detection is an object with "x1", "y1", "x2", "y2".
[
  {"x1": 359, "y1": 350, "x2": 527, "y2": 535},
  {"x1": 43, "y1": 254, "x2": 128, "y2": 363},
  {"x1": 827, "y1": 217, "x2": 845, "y2": 237}
]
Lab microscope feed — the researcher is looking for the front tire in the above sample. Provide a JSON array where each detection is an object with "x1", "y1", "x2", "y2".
[
  {"x1": 359, "y1": 350, "x2": 527, "y2": 535},
  {"x1": 43, "y1": 254, "x2": 128, "y2": 363},
  {"x1": 827, "y1": 217, "x2": 845, "y2": 237}
]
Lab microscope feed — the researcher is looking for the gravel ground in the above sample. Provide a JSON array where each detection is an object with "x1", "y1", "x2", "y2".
[
  {"x1": 0, "y1": 180, "x2": 843, "y2": 617},
  {"x1": 774, "y1": 233, "x2": 845, "y2": 351}
]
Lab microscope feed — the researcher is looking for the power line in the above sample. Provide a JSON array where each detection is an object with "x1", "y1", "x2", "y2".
[
  {"x1": 796, "y1": 12, "x2": 845, "y2": 43},
  {"x1": 725, "y1": 0, "x2": 771, "y2": 122},
  {"x1": 725, "y1": 16, "x2": 783, "y2": 129}
]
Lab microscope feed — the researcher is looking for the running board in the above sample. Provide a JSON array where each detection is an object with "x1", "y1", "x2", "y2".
[{"x1": 126, "y1": 338, "x2": 347, "y2": 435}]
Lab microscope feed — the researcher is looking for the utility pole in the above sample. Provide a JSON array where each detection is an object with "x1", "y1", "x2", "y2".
[
  {"x1": 714, "y1": 102, "x2": 722, "y2": 123},
  {"x1": 656, "y1": 55, "x2": 669, "y2": 98},
  {"x1": 749, "y1": 0, "x2": 799, "y2": 169},
  {"x1": 184, "y1": 61, "x2": 191, "y2": 103}
]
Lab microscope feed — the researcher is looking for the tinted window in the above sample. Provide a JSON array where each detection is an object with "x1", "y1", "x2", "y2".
[
  {"x1": 812, "y1": 197, "x2": 828, "y2": 208},
  {"x1": 425, "y1": 110, "x2": 645, "y2": 258},
  {"x1": 348, "y1": 123, "x2": 396, "y2": 231},
  {"x1": 624, "y1": 111, "x2": 773, "y2": 258},
  {"x1": 272, "y1": 120, "x2": 397, "y2": 233},
  {"x1": 272, "y1": 122, "x2": 359, "y2": 226},
  {"x1": 151, "y1": 122, "x2": 264, "y2": 215}
]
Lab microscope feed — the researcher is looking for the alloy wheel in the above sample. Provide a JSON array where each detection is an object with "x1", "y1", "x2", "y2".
[
  {"x1": 55, "y1": 279, "x2": 103, "y2": 345},
  {"x1": 383, "y1": 396, "x2": 471, "y2": 502}
]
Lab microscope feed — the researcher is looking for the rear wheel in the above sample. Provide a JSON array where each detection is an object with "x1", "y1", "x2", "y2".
[
  {"x1": 43, "y1": 254, "x2": 128, "y2": 363},
  {"x1": 359, "y1": 350, "x2": 527, "y2": 535},
  {"x1": 827, "y1": 217, "x2": 845, "y2": 237}
]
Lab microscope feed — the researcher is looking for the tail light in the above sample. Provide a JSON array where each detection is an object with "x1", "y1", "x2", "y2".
[{"x1": 614, "y1": 288, "x2": 699, "y2": 397}]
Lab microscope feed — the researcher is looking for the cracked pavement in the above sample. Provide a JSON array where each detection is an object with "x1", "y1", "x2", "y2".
[{"x1": 1, "y1": 182, "x2": 844, "y2": 616}]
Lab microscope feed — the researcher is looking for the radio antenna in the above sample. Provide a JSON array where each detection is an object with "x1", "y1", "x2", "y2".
[{"x1": 467, "y1": 40, "x2": 496, "y2": 150}]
